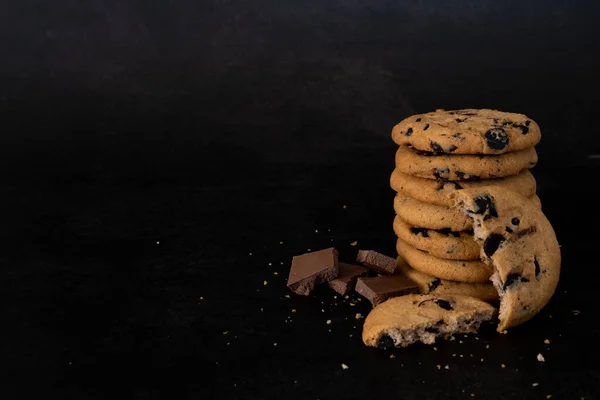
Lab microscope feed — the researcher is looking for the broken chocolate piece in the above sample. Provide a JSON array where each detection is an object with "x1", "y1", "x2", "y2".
[
  {"x1": 356, "y1": 250, "x2": 398, "y2": 275},
  {"x1": 355, "y1": 275, "x2": 419, "y2": 306},
  {"x1": 502, "y1": 273, "x2": 529, "y2": 290},
  {"x1": 327, "y1": 262, "x2": 368, "y2": 295},
  {"x1": 471, "y1": 195, "x2": 498, "y2": 220},
  {"x1": 377, "y1": 334, "x2": 395, "y2": 350},
  {"x1": 484, "y1": 233, "x2": 505, "y2": 257},
  {"x1": 428, "y1": 278, "x2": 442, "y2": 292},
  {"x1": 410, "y1": 227, "x2": 430, "y2": 238},
  {"x1": 404, "y1": 127, "x2": 413, "y2": 136},
  {"x1": 534, "y1": 257, "x2": 541, "y2": 278},
  {"x1": 287, "y1": 248, "x2": 339, "y2": 296},
  {"x1": 485, "y1": 128, "x2": 509, "y2": 150},
  {"x1": 434, "y1": 299, "x2": 454, "y2": 310}
]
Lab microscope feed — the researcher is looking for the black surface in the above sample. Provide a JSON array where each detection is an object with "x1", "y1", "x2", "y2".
[{"x1": 2, "y1": 1, "x2": 600, "y2": 399}]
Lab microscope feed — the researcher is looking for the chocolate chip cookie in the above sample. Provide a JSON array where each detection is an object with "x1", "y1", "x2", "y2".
[
  {"x1": 393, "y1": 216, "x2": 480, "y2": 260},
  {"x1": 362, "y1": 293, "x2": 496, "y2": 349},
  {"x1": 390, "y1": 168, "x2": 536, "y2": 207},
  {"x1": 453, "y1": 188, "x2": 560, "y2": 331},
  {"x1": 396, "y1": 258, "x2": 498, "y2": 302},
  {"x1": 392, "y1": 109, "x2": 541, "y2": 155},
  {"x1": 396, "y1": 238, "x2": 492, "y2": 283},
  {"x1": 395, "y1": 145, "x2": 538, "y2": 180}
]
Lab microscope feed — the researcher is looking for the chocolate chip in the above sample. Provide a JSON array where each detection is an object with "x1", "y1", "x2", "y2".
[
  {"x1": 452, "y1": 182, "x2": 463, "y2": 190},
  {"x1": 377, "y1": 334, "x2": 395, "y2": 350},
  {"x1": 505, "y1": 226, "x2": 514, "y2": 233},
  {"x1": 485, "y1": 128, "x2": 509, "y2": 150},
  {"x1": 503, "y1": 274, "x2": 529, "y2": 290},
  {"x1": 514, "y1": 124, "x2": 529, "y2": 135},
  {"x1": 456, "y1": 118, "x2": 465, "y2": 123},
  {"x1": 511, "y1": 217, "x2": 520, "y2": 225},
  {"x1": 456, "y1": 171, "x2": 481, "y2": 181},
  {"x1": 434, "y1": 299, "x2": 453, "y2": 310},
  {"x1": 415, "y1": 149, "x2": 435, "y2": 156},
  {"x1": 416, "y1": 118, "x2": 422, "y2": 122},
  {"x1": 423, "y1": 123, "x2": 430, "y2": 131},
  {"x1": 525, "y1": 120, "x2": 531, "y2": 126},
  {"x1": 433, "y1": 168, "x2": 450, "y2": 179},
  {"x1": 534, "y1": 257, "x2": 540, "y2": 277},
  {"x1": 410, "y1": 227, "x2": 430, "y2": 238},
  {"x1": 431, "y1": 142, "x2": 445, "y2": 154},
  {"x1": 404, "y1": 127, "x2": 413, "y2": 136},
  {"x1": 472, "y1": 195, "x2": 498, "y2": 220},
  {"x1": 448, "y1": 145, "x2": 457, "y2": 152},
  {"x1": 484, "y1": 234, "x2": 505, "y2": 257},
  {"x1": 449, "y1": 111, "x2": 455, "y2": 115},
  {"x1": 436, "y1": 228, "x2": 460, "y2": 237},
  {"x1": 428, "y1": 278, "x2": 442, "y2": 292}
]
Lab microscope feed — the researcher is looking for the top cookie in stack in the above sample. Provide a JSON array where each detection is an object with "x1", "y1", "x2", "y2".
[{"x1": 390, "y1": 109, "x2": 542, "y2": 302}]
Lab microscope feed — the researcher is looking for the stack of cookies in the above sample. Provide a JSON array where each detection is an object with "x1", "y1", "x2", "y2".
[{"x1": 389, "y1": 109, "x2": 542, "y2": 303}]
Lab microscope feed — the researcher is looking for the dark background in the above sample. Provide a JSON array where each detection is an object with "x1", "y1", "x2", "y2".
[{"x1": 1, "y1": 1, "x2": 599, "y2": 399}]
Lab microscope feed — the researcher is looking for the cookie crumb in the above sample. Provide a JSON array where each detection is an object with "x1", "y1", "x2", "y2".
[
  {"x1": 433, "y1": 347, "x2": 438, "y2": 351},
  {"x1": 273, "y1": 342, "x2": 278, "y2": 347},
  {"x1": 199, "y1": 297, "x2": 204, "y2": 301},
  {"x1": 459, "y1": 340, "x2": 463, "y2": 344},
  {"x1": 249, "y1": 253, "x2": 253, "y2": 256},
  {"x1": 532, "y1": 383, "x2": 539, "y2": 387},
  {"x1": 436, "y1": 364, "x2": 441, "y2": 370},
  {"x1": 544, "y1": 339, "x2": 550, "y2": 345},
  {"x1": 355, "y1": 313, "x2": 363, "y2": 319},
  {"x1": 223, "y1": 331, "x2": 228, "y2": 335},
  {"x1": 349, "y1": 334, "x2": 353, "y2": 338},
  {"x1": 537, "y1": 353, "x2": 545, "y2": 362},
  {"x1": 279, "y1": 241, "x2": 284, "y2": 245},
  {"x1": 390, "y1": 354, "x2": 395, "y2": 359},
  {"x1": 341, "y1": 363, "x2": 349, "y2": 370},
  {"x1": 273, "y1": 272, "x2": 278, "y2": 276},
  {"x1": 343, "y1": 205, "x2": 347, "y2": 209},
  {"x1": 546, "y1": 395, "x2": 552, "y2": 399},
  {"x1": 444, "y1": 365, "x2": 449, "y2": 370},
  {"x1": 263, "y1": 281, "x2": 268, "y2": 286},
  {"x1": 350, "y1": 303, "x2": 356, "y2": 307},
  {"x1": 326, "y1": 320, "x2": 332, "y2": 325},
  {"x1": 471, "y1": 394, "x2": 475, "y2": 398},
  {"x1": 260, "y1": 308, "x2": 263, "y2": 312},
  {"x1": 500, "y1": 330, "x2": 508, "y2": 334},
  {"x1": 315, "y1": 229, "x2": 319, "y2": 233},
  {"x1": 350, "y1": 241, "x2": 358, "y2": 246},
  {"x1": 501, "y1": 364, "x2": 506, "y2": 368},
  {"x1": 268, "y1": 263, "x2": 272, "y2": 266},
  {"x1": 291, "y1": 309, "x2": 296, "y2": 313},
  {"x1": 486, "y1": 344, "x2": 490, "y2": 349},
  {"x1": 573, "y1": 310, "x2": 580, "y2": 315},
  {"x1": 285, "y1": 294, "x2": 290, "y2": 298}
]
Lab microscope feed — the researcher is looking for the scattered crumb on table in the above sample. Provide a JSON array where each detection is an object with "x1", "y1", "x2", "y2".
[
  {"x1": 350, "y1": 241, "x2": 358, "y2": 246},
  {"x1": 341, "y1": 363, "x2": 349, "y2": 370},
  {"x1": 537, "y1": 353, "x2": 546, "y2": 362}
]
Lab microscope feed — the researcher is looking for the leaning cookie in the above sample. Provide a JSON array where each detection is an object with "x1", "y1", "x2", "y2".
[
  {"x1": 390, "y1": 168, "x2": 537, "y2": 207},
  {"x1": 395, "y1": 145, "x2": 538, "y2": 180},
  {"x1": 453, "y1": 188, "x2": 560, "y2": 331},
  {"x1": 396, "y1": 257, "x2": 498, "y2": 302},
  {"x1": 392, "y1": 109, "x2": 541, "y2": 155},
  {"x1": 396, "y1": 238, "x2": 492, "y2": 283},
  {"x1": 362, "y1": 294, "x2": 496, "y2": 349},
  {"x1": 393, "y1": 216, "x2": 480, "y2": 260}
]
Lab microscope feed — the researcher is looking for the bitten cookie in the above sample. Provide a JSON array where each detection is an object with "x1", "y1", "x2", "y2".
[
  {"x1": 390, "y1": 168, "x2": 536, "y2": 207},
  {"x1": 393, "y1": 216, "x2": 480, "y2": 260},
  {"x1": 392, "y1": 109, "x2": 541, "y2": 155},
  {"x1": 453, "y1": 188, "x2": 560, "y2": 331},
  {"x1": 396, "y1": 238, "x2": 492, "y2": 283},
  {"x1": 396, "y1": 257, "x2": 498, "y2": 302},
  {"x1": 395, "y1": 145, "x2": 538, "y2": 180},
  {"x1": 362, "y1": 294, "x2": 496, "y2": 348}
]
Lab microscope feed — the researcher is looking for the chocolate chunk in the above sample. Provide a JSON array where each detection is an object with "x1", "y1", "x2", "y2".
[
  {"x1": 513, "y1": 124, "x2": 529, "y2": 135},
  {"x1": 327, "y1": 262, "x2": 368, "y2": 295},
  {"x1": 511, "y1": 217, "x2": 520, "y2": 225},
  {"x1": 415, "y1": 118, "x2": 422, "y2": 122},
  {"x1": 355, "y1": 275, "x2": 419, "y2": 306},
  {"x1": 287, "y1": 248, "x2": 339, "y2": 296},
  {"x1": 423, "y1": 123, "x2": 430, "y2": 131},
  {"x1": 485, "y1": 128, "x2": 509, "y2": 150},
  {"x1": 503, "y1": 274, "x2": 529, "y2": 290},
  {"x1": 431, "y1": 142, "x2": 445, "y2": 154},
  {"x1": 404, "y1": 127, "x2": 413, "y2": 136},
  {"x1": 484, "y1": 233, "x2": 505, "y2": 257},
  {"x1": 434, "y1": 299, "x2": 454, "y2": 310},
  {"x1": 514, "y1": 225, "x2": 537, "y2": 239},
  {"x1": 433, "y1": 168, "x2": 450, "y2": 179},
  {"x1": 356, "y1": 250, "x2": 397, "y2": 275},
  {"x1": 410, "y1": 227, "x2": 430, "y2": 238},
  {"x1": 472, "y1": 195, "x2": 498, "y2": 220},
  {"x1": 415, "y1": 149, "x2": 435, "y2": 156},
  {"x1": 525, "y1": 120, "x2": 531, "y2": 126},
  {"x1": 377, "y1": 334, "x2": 395, "y2": 350},
  {"x1": 428, "y1": 278, "x2": 442, "y2": 292},
  {"x1": 456, "y1": 118, "x2": 465, "y2": 123},
  {"x1": 534, "y1": 257, "x2": 540, "y2": 277},
  {"x1": 505, "y1": 226, "x2": 514, "y2": 233},
  {"x1": 448, "y1": 145, "x2": 458, "y2": 153}
]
